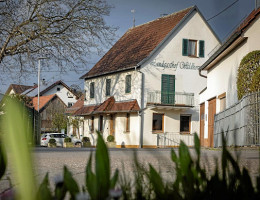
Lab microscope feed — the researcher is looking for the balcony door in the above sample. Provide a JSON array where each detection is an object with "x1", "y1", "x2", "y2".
[{"x1": 161, "y1": 74, "x2": 175, "y2": 104}]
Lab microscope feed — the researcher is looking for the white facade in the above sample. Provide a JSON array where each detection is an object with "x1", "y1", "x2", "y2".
[
  {"x1": 199, "y1": 12, "x2": 260, "y2": 147},
  {"x1": 80, "y1": 8, "x2": 220, "y2": 147},
  {"x1": 43, "y1": 84, "x2": 78, "y2": 107}
]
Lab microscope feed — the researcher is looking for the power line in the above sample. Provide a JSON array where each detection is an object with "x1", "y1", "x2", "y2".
[{"x1": 207, "y1": 0, "x2": 239, "y2": 21}]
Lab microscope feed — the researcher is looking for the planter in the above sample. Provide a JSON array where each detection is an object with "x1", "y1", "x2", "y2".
[
  {"x1": 106, "y1": 142, "x2": 116, "y2": 148},
  {"x1": 82, "y1": 141, "x2": 92, "y2": 148},
  {"x1": 48, "y1": 143, "x2": 56, "y2": 148},
  {"x1": 63, "y1": 142, "x2": 74, "y2": 148}
]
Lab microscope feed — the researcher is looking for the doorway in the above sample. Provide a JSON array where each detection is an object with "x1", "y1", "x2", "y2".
[{"x1": 208, "y1": 98, "x2": 216, "y2": 147}]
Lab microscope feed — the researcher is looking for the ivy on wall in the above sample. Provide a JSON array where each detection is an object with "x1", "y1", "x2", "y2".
[{"x1": 237, "y1": 50, "x2": 260, "y2": 100}]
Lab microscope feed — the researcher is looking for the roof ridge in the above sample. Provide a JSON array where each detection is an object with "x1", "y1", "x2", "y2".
[{"x1": 128, "y1": 6, "x2": 194, "y2": 31}]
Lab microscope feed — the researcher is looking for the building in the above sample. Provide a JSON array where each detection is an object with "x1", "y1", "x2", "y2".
[
  {"x1": 77, "y1": 6, "x2": 220, "y2": 147},
  {"x1": 199, "y1": 7, "x2": 260, "y2": 147},
  {"x1": 5, "y1": 84, "x2": 35, "y2": 95},
  {"x1": 23, "y1": 80, "x2": 79, "y2": 107},
  {"x1": 32, "y1": 94, "x2": 67, "y2": 132}
]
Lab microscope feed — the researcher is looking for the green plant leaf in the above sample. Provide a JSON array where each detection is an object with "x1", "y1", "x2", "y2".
[
  {"x1": 194, "y1": 133, "x2": 200, "y2": 158},
  {"x1": 64, "y1": 166, "x2": 80, "y2": 200},
  {"x1": 0, "y1": 142, "x2": 7, "y2": 180},
  {"x1": 149, "y1": 164, "x2": 165, "y2": 198},
  {"x1": 179, "y1": 141, "x2": 191, "y2": 173},
  {"x1": 95, "y1": 131, "x2": 110, "y2": 199},
  {"x1": 2, "y1": 98, "x2": 36, "y2": 200},
  {"x1": 110, "y1": 169, "x2": 119, "y2": 189},
  {"x1": 86, "y1": 153, "x2": 97, "y2": 200},
  {"x1": 37, "y1": 173, "x2": 52, "y2": 200}
]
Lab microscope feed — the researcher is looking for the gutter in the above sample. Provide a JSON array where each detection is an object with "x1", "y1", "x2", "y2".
[{"x1": 135, "y1": 65, "x2": 145, "y2": 148}]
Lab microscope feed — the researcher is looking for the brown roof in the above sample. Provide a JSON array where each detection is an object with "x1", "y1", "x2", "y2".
[
  {"x1": 32, "y1": 94, "x2": 56, "y2": 111},
  {"x1": 74, "y1": 96, "x2": 140, "y2": 116},
  {"x1": 200, "y1": 7, "x2": 260, "y2": 70},
  {"x1": 65, "y1": 95, "x2": 85, "y2": 114},
  {"x1": 81, "y1": 6, "x2": 194, "y2": 79},
  {"x1": 6, "y1": 84, "x2": 34, "y2": 94}
]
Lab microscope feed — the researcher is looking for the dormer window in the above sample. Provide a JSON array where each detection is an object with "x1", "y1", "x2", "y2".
[{"x1": 182, "y1": 39, "x2": 204, "y2": 58}]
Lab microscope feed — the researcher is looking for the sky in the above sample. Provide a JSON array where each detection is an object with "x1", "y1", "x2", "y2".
[{"x1": 0, "y1": 0, "x2": 255, "y2": 93}]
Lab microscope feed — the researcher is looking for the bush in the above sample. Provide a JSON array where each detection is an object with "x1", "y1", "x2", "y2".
[
  {"x1": 48, "y1": 138, "x2": 56, "y2": 144},
  {"x1": 82, "y1": 137, "x2": 90, "y2": 142},
  {"x1": 107, "y1": 135, "x2": 114, "y2": 142},
  {"x1": 237, "y1": 50, "x2": 260, "y2": 99},
  {"x1": 64, "y1": 137, "x2": 71, "y2": 143}
]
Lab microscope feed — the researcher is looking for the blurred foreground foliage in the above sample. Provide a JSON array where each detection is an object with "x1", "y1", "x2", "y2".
[{"x1": 0, "y1": 98, "x2": 260, "y2": 199}]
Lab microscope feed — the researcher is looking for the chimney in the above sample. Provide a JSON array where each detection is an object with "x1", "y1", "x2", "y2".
[
  {"x1": 41, "y1": 79, "x2": 47, "y2": 86},
  {"x1": 256, "y1": 0, "x2": 260, "y2": 9}
]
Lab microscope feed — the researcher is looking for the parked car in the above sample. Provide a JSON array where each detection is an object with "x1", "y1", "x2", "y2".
[{"x1": 41, "y1": 133, "x2": 81, "y2": 147}]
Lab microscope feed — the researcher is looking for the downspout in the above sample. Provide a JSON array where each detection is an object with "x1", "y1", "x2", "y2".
[
  {"x1": 135, "y1": 65, "x2": 144, "y2": 148},
  {"x1": 199, "y1": 68, "x2": 207, "y2": 78}
]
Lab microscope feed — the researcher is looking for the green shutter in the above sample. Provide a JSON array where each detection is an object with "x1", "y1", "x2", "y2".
[
  {"x1": 106, "y1": 79, "x2": 111, "y2": 96},
  {"x1": 90, "y1": 82, "x2": 94, "y2": 98},
  {"x1": 199, "y1": 40, "x2": 205, "y2": 57},
  {"x1": 182, "y1": 39, "x2": 188, "y2": 56},
  {"x1": 161, "y1": 74, "x2": 175, "y2": 104},
  {"x1": 125, "y1": 75, "x2": 131, "y2": 93}
]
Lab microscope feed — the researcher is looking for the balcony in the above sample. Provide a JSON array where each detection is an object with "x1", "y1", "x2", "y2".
[{"x1": 147, "y1": 91, "x2": 194, "y2": 107}]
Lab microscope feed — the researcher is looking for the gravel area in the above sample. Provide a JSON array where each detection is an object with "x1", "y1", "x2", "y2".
[{"x1": 1, "y1": 147, "x2": 259, "y2": 193}]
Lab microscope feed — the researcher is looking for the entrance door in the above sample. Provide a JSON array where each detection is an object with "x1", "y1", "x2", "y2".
[
  {"x1": 208, "y1": 98, "x2": 216, "y2": 147},
  {"x1": 200, "y1": 103, "x2": 205, "y2": 146},
  {"x1": 110, "y1": 114, "x2": 115, "y2": 136},
  {"x1": 161, "y1": 74, "x2": 175, "y2": 104}
]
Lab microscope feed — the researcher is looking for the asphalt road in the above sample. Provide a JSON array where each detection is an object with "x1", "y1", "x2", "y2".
[{"x1": 1, "y1": 147, "x2": 260, "y2": 193}]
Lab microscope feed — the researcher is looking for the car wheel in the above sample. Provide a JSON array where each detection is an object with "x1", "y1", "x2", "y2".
[{"x1": 75, "y1": 142, "x2": 82, "y2": 147}]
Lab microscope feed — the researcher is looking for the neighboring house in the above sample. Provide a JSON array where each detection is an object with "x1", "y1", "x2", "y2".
[
  {"x1": 23, "y1": 80, "x2": 79, "y2": 107},
  {"x1": 77, "y1": 6, "x2": 220, "y2": 148},
  {"x1": 5, "y1": 84, "x2": 35, "y2": 95},
  {"x1": 199, "y1": 7, "x2": 260, "y2": 147},
  {"x1": 32, "y1": 94, "x2": 67, "y2": 132}
]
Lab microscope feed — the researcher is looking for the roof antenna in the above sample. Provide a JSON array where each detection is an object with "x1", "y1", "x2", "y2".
[{"x1": 131, "y1": 9, "x2": 135, "y2": 27}]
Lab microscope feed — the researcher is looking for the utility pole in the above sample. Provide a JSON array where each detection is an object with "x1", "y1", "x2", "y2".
[{"x1": 36, "y1": 57, "x2": 47, "y2": 145}]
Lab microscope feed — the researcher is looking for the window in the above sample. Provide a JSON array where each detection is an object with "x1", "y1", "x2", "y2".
[
  {"x1": 180, "y1": 115, "x2": 191, "y2": 133},
  {"x1": 218, "y1": 92, "x2": 226, "y2": 112},
  {"x1": 57, "y1": 87, "x2": 60, "y2": 92},
  {"x1": 90, "y1": 116, "x2": 94, "y2": 132},
  {"x1": 106, "y1": 79, "x2": 111, "y2": 96},
  {"x1": 90, "y1": 82, "x2": 95, "y2": 98},
  {"x1": 99, "y1": 115, "x2": 103, "y2": 132},
  {"x1": 188, "y1": 40, "x2": 197, "y2": 57},
  {"x1": 68, "y1": 102, "x2": 73, "y2": 108},
  {"x1": 152, "y1": 113, "x2": 164, "y2": 132},
  {"x1": 182, "y1": 39, "x2": 205, "y2": 57},
  {"x1": 126, "y1": 113, "x2": 130, "y2": 132},
  {"x1": 125, "y1": 75, "x2": 131, "y2": 93}
]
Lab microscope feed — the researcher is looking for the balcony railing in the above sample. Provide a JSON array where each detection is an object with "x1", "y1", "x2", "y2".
[{"x1": 147, "y1": 91, "x2": 194, "y2": 107}]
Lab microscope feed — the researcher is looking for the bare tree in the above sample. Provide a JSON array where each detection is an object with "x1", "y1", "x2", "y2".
[{"x1": 0, "y1": 0, "x2": 116, "y2": 77}]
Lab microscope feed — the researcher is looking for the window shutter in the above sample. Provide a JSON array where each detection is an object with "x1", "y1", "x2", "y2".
[
  {"x1": 199, "y1": 40, "x2": 205, "y2": 57},
  {"x1": 168, "y1": 75, "x2": 175, "y2": 104},
  {"x1": 125, "y1": 75, "x2": 131, "y2": 93},
  {"x1": 90, "y1": 82, "x2": 94, "y2": 98},
  {"x1": 182, "y1": 39, "x2": 188, "y2": 56},
  {"x1": 161, "y1": 74, "x2": 175, "y2": 104},
  {"x1": 106, "y1": 79, "x2": 111, "y2": 96}
]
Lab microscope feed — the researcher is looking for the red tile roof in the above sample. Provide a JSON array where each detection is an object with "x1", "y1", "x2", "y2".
[
  {"x1": 32, "y1": 94, "x2": 56, "y2": 111},
  {"x1": 73, "y1": 96, "x2": 140, "y2": 116},
  {"x1": 81, "y1": 6, "x2": 194, "y2": 79},
  {"x1": 65, "y1": 95, "x2": 85, "y2": 114}
]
